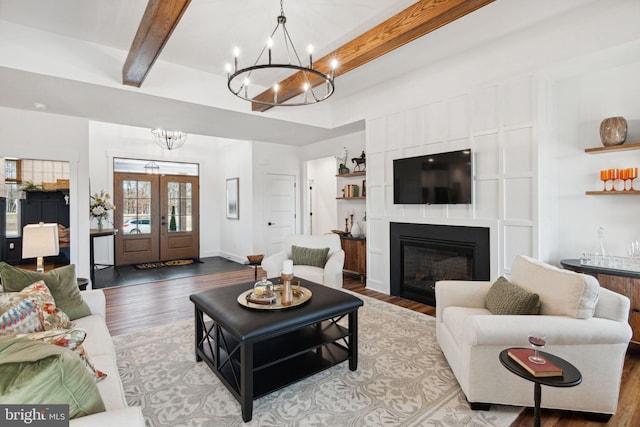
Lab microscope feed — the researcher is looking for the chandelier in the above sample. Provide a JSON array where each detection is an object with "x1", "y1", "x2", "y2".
[
  {"x1": 151, "y1": 129, "x2": 187, "y2": 150},
  {"x1": 225, "y1": 0, "x2": 338, "y2": 107},
  {"x1": 144, "y1": 161, "x2": 160, "y2": 174}
]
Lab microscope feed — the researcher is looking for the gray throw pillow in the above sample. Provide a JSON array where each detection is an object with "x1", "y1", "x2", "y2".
[
  {"x1": 485, "y1": 276, "x2": 540, "y2": 315},
  {"x1": 291, "y1": 246, "x2": 330, "y2": 268}
]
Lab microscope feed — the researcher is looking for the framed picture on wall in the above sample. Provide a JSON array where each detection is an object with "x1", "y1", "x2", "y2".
[{"x1": 226, "y1": 177, "x2": 239, "y2": 219}]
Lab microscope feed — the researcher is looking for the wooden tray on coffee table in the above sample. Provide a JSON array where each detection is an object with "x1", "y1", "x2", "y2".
[{"x1": 237, "y1": 284, "x2": 312, "y2": 310}]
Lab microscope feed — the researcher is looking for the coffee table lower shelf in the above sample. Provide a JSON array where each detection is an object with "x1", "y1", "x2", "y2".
[{"x1": 196, "y1": 317, "x2": 353, "y2": 413}]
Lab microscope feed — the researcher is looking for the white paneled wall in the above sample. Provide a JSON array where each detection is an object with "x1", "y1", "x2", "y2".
[{"x1": 365, "y1": 75, "x2": 537, "y2": 294}]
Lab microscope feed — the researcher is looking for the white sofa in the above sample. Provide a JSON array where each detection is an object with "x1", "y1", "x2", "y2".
[
  {"x1": 435, "y1": 255, "x2": 632, "y2": 418},
  {"x1": 261, "y1": 234, "x2": 345, "y2": 288},
  {"x1": 70, "y1": 289, "x2": 144, "y2": 426}
]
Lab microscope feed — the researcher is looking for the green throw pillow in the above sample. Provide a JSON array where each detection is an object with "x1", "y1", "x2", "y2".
[
  {"x1": 0, "y1": 263, "x2": 90, "y2": 320},
  {"x1": 0, "y1": 336, "x2": 105, "y2": 419},
  {"x1": 291, "y1": 245, "x2": 330, "y2": 268},
  {"x1": 485, "y1": 276, "x2": 540, "y2": 315}
]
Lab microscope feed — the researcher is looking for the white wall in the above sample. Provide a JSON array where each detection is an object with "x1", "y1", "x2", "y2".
[
  {"x1": 0, "y1": 106, "x2": 91, "y2": 279},
  {"x1": 552, "y1": 58, "x2": 640, "y2": 262},
  {"x1": 218, "y1": 140, "x2": 254, "y2": 263},
  {"x1": 301, "y1": 0, "x2": 640, "y2": 296}
]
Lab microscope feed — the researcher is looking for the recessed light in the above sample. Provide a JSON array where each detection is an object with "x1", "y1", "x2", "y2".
[{"x1": 33, "y1": 103, "x2": 47, "y2": 110}]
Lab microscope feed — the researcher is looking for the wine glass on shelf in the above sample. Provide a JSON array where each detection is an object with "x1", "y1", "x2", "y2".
[
  {"x1": 528, "y1": 332, "x2": 547, "y2": 365},
  {"x1": 599, "y1": 169, "x2": 608, "y2": 191},
  {"x1": 630, "y1": 167, "x2": 639, "y2": 191}
]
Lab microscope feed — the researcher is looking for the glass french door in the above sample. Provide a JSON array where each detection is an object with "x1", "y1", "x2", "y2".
[{"x1": 114, "y1": 173, "x2": 199, "y2": 265}]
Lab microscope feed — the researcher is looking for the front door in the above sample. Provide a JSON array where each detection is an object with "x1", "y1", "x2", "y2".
[{"x1": 114, "y1": 172, "x2": 199, "y2": 265}]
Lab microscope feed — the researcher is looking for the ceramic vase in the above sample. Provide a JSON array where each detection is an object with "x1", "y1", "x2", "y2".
[
  {"x1": 351, "y1": 221, "x2": 362, "y2": 238},
  {"x1": 599, "y1": 117, "x2": 627, "y2": 146}
]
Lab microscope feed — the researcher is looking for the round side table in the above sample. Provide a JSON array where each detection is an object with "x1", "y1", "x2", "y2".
[{"x1": 499, "y1": 348, "x2": 582, "y2": 427}]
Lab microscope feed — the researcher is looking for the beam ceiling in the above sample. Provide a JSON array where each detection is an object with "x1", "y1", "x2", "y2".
[
  {"x1": 252, "y1": 0, "x2": 495, "y2": 112},
  {"x1": 122, "y1": 0, "x2": 191, "y2": 87}
]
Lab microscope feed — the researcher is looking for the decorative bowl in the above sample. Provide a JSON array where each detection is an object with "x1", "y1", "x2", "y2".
[{"x1": 247, "y1": 254, "x2": 264, "y2": 264}]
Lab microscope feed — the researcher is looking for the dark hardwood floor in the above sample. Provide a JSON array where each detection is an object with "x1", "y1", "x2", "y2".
[{"x1": 102, "y1": 269, "x2": 640, "y2": 426}]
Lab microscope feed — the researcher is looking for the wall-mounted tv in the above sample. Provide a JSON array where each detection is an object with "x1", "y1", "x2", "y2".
[{"x1": 393, "y1": 149, "x2": 472, "y2": 205}]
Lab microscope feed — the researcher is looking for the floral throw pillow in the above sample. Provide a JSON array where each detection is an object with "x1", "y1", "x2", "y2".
[
  {"x1": 0, "y1": 281, "x2": 73, "y2": 330},
  {"x1": 14, "y1": 328, "x2": 107, "y2": 382},
  {"x1": 0, "y1": 298, "x2": 43, "y2": 335}
]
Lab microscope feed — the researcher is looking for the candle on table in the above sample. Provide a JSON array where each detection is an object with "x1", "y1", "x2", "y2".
[{"x1": 283, "y1": 259, "x2": 293, "y2": 275}]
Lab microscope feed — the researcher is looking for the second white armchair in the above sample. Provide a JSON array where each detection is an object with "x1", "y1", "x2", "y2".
[{"x1": 261, "y1": 234, "x2": 345, "y2": 288}]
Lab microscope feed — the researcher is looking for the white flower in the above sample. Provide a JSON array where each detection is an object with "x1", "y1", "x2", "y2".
[{"x1": 92, "y1": 206, "x2": 105, "y2": 216}]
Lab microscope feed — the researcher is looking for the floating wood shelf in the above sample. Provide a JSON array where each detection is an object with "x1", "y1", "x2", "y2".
[
  {"x1": 336, "y1": 196, "x2": 366, "y2": 200},
  {"x1": 336, "y1": 171, "x2": 366, "y2": 177},
  {"x1": 585, "y1": 142, "x2": 640, "y2": 153},
  {"x1": 585, "y1": 190, "x2": 640, "y2": 195}
]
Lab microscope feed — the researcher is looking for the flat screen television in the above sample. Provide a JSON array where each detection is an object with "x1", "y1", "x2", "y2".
[{"x1": 393, "y1": 150, "x2": 472, "y2": 204}]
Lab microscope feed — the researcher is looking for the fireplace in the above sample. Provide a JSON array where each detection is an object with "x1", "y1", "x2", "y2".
[{"x1": 390, "y1": 222, "x2": 490, "y2": 306}]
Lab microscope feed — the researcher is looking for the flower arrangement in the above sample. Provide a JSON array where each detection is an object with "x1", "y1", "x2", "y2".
[{"x1": 90, "y1": 190, "x2": 115, "y2": 229}]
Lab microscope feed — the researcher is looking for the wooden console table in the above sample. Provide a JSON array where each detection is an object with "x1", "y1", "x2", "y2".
[
  {"x1": 561, "y1": 259, "x2": 640, "y2": 344},
  {"x1": 340, "y1": 236, "x2": 366, "y2": 282}
]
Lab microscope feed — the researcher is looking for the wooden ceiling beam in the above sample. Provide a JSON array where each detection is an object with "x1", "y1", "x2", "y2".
[
  {"x1": 252, "y1": 0, "x2": 495, "y2": 112},
  {"x1": 122, "y1": 0, "x2": 191, "y2": 87}
]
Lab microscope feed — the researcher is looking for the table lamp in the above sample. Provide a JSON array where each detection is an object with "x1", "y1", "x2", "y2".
[{"x1": 22, "y1": 222, "x2": 59, "y2": 272}]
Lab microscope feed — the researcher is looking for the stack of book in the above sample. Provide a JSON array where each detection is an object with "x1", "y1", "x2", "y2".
[{"x1": 344, "y1": 184, "x2": 360, "y2": 197}]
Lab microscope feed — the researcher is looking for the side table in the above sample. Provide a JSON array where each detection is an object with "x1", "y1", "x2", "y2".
[{"x1": 499, "y1": 348, "x2": 582, "y2": 427}]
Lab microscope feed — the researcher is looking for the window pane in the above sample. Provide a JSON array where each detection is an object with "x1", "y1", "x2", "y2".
[
  {"x1": 167, "y1": 181, "x2": 192, "y2": 232},
  {"x1": 122, "y1": 179, "x2": 152, "y2": 234}
]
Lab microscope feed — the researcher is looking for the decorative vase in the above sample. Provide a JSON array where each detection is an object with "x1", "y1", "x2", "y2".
[
  {"x1": 351, "y1": 221, "x2": 361, "y2": 238},
  {"x1": 599, "y1": 117, "x2": 627, "y2": 146},
  {"x1": 96, "y1": 217, "x2": 103, "y2": 230}
]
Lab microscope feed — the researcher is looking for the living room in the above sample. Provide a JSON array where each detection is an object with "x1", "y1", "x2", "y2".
[{"x1": 1, "y1": 0, "x2": 640, "y2": 425}]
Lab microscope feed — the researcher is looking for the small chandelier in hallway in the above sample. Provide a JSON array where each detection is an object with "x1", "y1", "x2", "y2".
[{"x1": 151, "y1": 128, "x2": 187, "y2": 150}]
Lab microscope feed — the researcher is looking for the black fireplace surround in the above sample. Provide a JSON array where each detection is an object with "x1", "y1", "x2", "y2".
[{"x1": 390, "y1": 222, "x2": 490, "y2": 306}]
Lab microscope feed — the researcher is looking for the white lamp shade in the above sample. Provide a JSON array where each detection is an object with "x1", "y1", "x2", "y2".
[{"x1": 22, "y1": 222, "x2": 60, "y2": 258}]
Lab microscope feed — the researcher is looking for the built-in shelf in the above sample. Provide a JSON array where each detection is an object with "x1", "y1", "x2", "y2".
[
  {"x1": 336, "y1": 196, "x2": 366, "y2": 200},
  {"x1": 336, "y1": 171, "x2": 366, "y2": 177},
  {"x1": 585, "y1": 142, "x2": 640, "y2": 153},
  {"x1": 586, "y1": 190, "x2": 640, "y2": 195}
]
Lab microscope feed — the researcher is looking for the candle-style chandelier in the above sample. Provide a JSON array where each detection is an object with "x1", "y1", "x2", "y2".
[
  {"x1": 151, "y1": 128, "x2": 187, "y2": 150},
  {"x1": 225, "y1": 0, "x2": 338, "y2": 108}
]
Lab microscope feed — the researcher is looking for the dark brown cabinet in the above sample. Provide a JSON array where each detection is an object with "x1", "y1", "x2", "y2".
[{"x1": 341, "y1": 236, "x2": 366, "y2": 281}]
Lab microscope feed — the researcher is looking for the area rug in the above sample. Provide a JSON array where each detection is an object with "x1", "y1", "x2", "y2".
[
  {"x1": 133, "y1": 259, "x2": 199, "y2": 270},
  {"x1": 113, "y1": 293, "x2": 522, "y2": 426}
]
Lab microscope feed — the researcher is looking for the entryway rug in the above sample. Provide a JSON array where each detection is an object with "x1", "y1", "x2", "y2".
[
  {"x1": 113, "y1": 293, "x2": 522, "y2": 426},
  {"x1": 132, "y1": 258, "x2": 200, "y2": 270}
]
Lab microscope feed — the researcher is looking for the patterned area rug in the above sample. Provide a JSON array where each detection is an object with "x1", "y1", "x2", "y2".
[{"x1": 113, "y1": 293, "x2": 522, "y2": 426}]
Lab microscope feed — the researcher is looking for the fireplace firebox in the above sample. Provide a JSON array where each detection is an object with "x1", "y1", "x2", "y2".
[{"x1": 390, "y1": 222, "x2": 490, "y2": 306}]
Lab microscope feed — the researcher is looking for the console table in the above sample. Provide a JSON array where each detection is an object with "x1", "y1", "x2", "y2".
[
  {"x1": 190, "y1": 279, "x2": 363, "y2": 422},
  {"x1": 89, "y1": 228, "x2": 118, "y2": 287},
  {"x1": 561, "y1": 259, "x2": 640, "y2": 344}
]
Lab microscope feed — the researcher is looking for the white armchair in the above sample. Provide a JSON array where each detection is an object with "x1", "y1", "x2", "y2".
[
  {"x1": 435, "y1": 255, "x2": 631, "y2": 419},
  {"x1": 261, "y1": 234, "x2": 345, "y2": 288}
]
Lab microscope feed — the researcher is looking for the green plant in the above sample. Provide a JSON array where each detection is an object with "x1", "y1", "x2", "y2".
[
  {"x1": 19, "y1": 181, "x2": 43, "y2": 191},
  {"x1": 169, "y1": 206, "x2": 177, "y2": 231}
]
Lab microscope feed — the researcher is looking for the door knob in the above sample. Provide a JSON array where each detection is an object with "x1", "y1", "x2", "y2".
[{"x1": 268, "y1": 222, "x2": 276, "y2": 226}]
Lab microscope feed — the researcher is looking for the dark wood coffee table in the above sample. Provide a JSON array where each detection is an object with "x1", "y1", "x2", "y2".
[
  {"x1": 499, "y1": 348, "x2": 582, "y2": 427},
  {"x1": 190, "y1": 279, "x2": 363, "y2": 422}
]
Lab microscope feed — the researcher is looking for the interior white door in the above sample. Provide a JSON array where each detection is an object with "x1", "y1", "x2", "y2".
[{"x1": 265, "y1": 174, "x2": 296, "y2": 256}]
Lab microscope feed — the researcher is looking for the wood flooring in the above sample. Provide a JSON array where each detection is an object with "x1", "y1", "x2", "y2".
[{"x1": 103, "y1": 269, "x2": 640, "y2": 427}]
